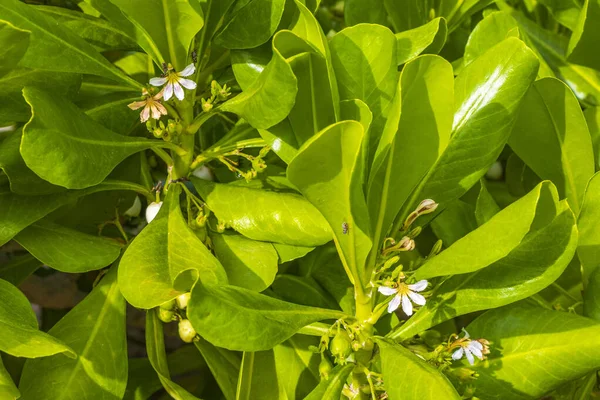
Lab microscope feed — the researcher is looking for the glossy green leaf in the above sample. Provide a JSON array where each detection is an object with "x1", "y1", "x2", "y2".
[
  {"x1": 0, "y1": 356, "x2": 19, "y2": 400},
  {"x1": 192, "y1": 178, "x2": 331, "y2": 247},
  {"x1": 567, "y1": 0, "x2": 600, "y2": 71},
  {"x1": 0, "y1": 129, "x2": 64, "y2": 195},
  {"x1": 376, "y1": 338, "x2": 461, "y2": 400},
  {"x1": 80, "y1": 93, "x2": 141, "y2": 135},
  {"x1": 330, "y1": 23, "x2": 398, "y2": 163},
  {"x1": 303, "y1": 364, "x2": 353, "y2": 400},
  {"x1": 0, "y1": 68, "x2": 80, "y2": 126},
  {"x1": 394, "y1": 38, "x2": 539, "y2": 229},
  {"x1": 272, "y1": 275, "x2": 339, "y2": 309},
  {"x1": 288, "y1": 121, "x2": 372, "y2": 295},
  {"x1": 384, "y1": 0, "x2": 433, "y2": 31},
  {"x1": 210, "y1": 232, "x2": 278, "y2": 292},
  {"x1": 584, "y1": 267, "x2": 600, "y2": 321},
  {"x1": 146, "y1": 309, "x2": 200, "y2": 400},
  {"x1": 216, "y1": 0, "x2": 285, "y2": 49},
  {"x1": 539, "y1": 0, "x2": 582, "y2": 29},
  {"x1": 187, "y1": 284, "x2": 345, "y2": 351},
  {"x1": 222, "y1": 34, "x2": 297, "y2": 129},
  {"x1": 395, "y1": 18, "x2": 448, "y2": 65},
  {"x1": 14, "y1": 220, "x2": 122, "y2": 273},
  {"x1": 391, "y1": 201, "x2": 577, "y2": 340},
  {"x1": 271, "y1": 335, "x2": 320, "y2": 399},
  {"x1": 194, "y1": 340, "x2": 240, "y2": 400},
  {"x1": 0, "y1": 0, "x2": 140, "y2": 88},
  {"x1": 273, "y1": 243, "x2": 314, "y2": 263},
  {"x1": 415, "y1": 181, "x2": 559, "y2": 280},
  {"x1": 578, "y1": 172, "x2": 600, "y2": 281},
  {"x1": 367, "y1": 55, "x2": 453, "y2": 262},
  {"x1": 583, "y1": 106, "x2": 600, "y2": 169},
  {"x1": 431, "y1": 200, "x2": 477, "y2": 246},
  {"x1": 475, "y1": 181, "x2": 501, "y2": 225},
  {"x1": 236, "y1": 351, "x2": 281, "y2": 400},
  {"x1": 509, "y1": 78, "x2": 595, "y2": 214},
  {"x1": 108, "y1": 0, "x2": 204, "y2": 70},
  {"x1": 21, "y1": 87, "x2": 169, "y2": 189},
  {"x1": 119, "y1": 185, "x2": 227, "y2": 309},
  {"x1": 463, "y1": 11, "x2": 519, "y2": 67},
  {"x1": 36, "y1": 5, "x2": 138, "y2": 51},
  {"x1": 19, "y1": 265, "x2": 127, "y2": 399},
  {"x1": 0, "y1": 278, "x2": 74, "y2": 359},
  {"x1": 0, "y1": 21, "x2": 30, "y2": 77},
  {"x1": 344, "y1": 0, "x2": 388, "y2": 26},
  {"x1": 0, "y1": 254, "x2": 40, "y2": 286},
  {"x1": 464, "y1": 303, "x2": 600, "y2": 399}
]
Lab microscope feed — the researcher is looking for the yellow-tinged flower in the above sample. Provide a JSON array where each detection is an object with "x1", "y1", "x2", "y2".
[{"x1": 128, "y1": 89, "x2": 167, "y2": 122}]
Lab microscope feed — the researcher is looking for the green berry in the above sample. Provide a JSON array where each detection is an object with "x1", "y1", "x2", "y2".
[{"x1": 178, "y1": 319, "x2": 197, "y2": 343}]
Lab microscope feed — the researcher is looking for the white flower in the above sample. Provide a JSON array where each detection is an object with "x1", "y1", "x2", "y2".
[
  {"x1": 378, "y1": 280, "x2": 428, "y2": 316},
  {"x1": 149, "y1": 63, "x2": 197, "y2": 101},
  {"x1": 192, "y1": 165, "x2": 215, "y2": 181},
  {"x1": 145, "y1": 201, "x2": 163, "y2": 223},
  {"x1": 451, "y1": 330, "x2": 487, "y2": 366},
  {"x1": 128, "y1": 89, "x2": 168, "y2": 122}
]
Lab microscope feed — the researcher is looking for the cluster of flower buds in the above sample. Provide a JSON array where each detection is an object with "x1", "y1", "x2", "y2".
[
  {"x1": 200, "y1": 80, "x2": 232, "y2": 113},
  {"x1": 145, "y1": 118, "x2": 184, "y2": 142},
  {"x1": 217, "y1": 145, "x2": 271, "y2": 183},
  {"x1": 402, "y1": 199, "x2": 439, "y2": 231},
  {"x1": 157, "y1": 293, "x2": 198, "y2": 343}
]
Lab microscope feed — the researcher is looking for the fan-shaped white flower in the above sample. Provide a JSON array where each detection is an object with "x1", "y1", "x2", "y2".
[
  {"x1": 377, "y1": 280, "x2": 428, "y2": 316},
  {"x1": 150, "y1": 63, "x2": 197, "y2": 101},
  {"x1": 128, "y1": 89, "x2": 167, "y2": 122},
  {"x1": 451, "y1": 329, "x2": 489, "y2": 365}
]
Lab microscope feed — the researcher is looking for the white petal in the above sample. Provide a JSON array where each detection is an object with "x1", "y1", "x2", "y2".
[
  {"x1": 465, "y1": 348, "x2": 475, "y2": 365},
  {"x1": 469, "y1": 340, "x2": 483, "y2": 351},
  {"x1": 178, "y1": 63, "x2": 196, "y2": 77},
  {"x1": 145, "y1": 201, "x2": 163, "y2": 223},
  {"x1": 174, "y1": 83, "x2": 185, "y2": 100},
  {"x1": 378, "y1": 286, "x2": 398, "y2": 296},
  {"x1": 124, "y1": 196, "x2": 142, "y2": 217},
  {"x1": 149, "y1": 76, "x2": 168, "y2": 86},
  {"x1": 408, "y1": 280, "x2": 428, "y2": 292},
  {"x1": 163, "y1": 83, "x2": 174, "y2": 101},
  {"x1": 468, "y1": 342, "x2": 483, "y2": 359},
  {"x1": 192, "y1": 165, "x2": 215, "y2": 181},
  {"x1": 451, "y1": 347, "x2": 464, "y2": 360},
  {"x1": 178, "y1": 77, "x2": 197, "y2": 90},
  {"x1": 140, "y1": 106, "x2": 150, "y2": 122},
  {"x1": 401, "y1": 294, "x2": 413, "y2": 316},
  {"x1": 387, "y1": 295, "x2": 401, "y2": 313},
  {"x1": 407, "y1": 290, "x2": 426, "y2": 306}
]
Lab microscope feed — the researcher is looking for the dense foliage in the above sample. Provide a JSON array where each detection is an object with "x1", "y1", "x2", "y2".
[{"x1": 1, "y1": 0, "x2": 600, "y2": 399}]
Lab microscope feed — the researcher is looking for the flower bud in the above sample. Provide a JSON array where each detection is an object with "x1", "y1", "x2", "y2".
[
  {"x1": 176, "y1": 292, "x2": 191, "y2": 310},
  {"x1": 178, "y1": 319, "x2": 197, "y2": 343},
  {"x1": 428, "y1": 240, "x2": 443, "y2": 258},
  {"x1": 398, "y1": 236, "x2": 415, "y2": 251},
  {"x1": 193, "y1": 165, "x2": 215, "y2": 181},
  {"x1": 145, "y1": 201, "x2": 163, "y2": 223},
  {"x1": 330, "y1": 330, "x2": 352, "y2": 359},
  {"x1": 318, "y1": 354, "x2": 333, "y2": 380},
  {"x1": 159, "y1": 298, "x2": 176, "y2": 311},
  {"x1": 201, "y1": 98, "x2": 213, "y2": 113},
  {"x1": 216, "y1": 221, "x2": 226, "y2": 233},
  {"x1": 158, "y1": 308, "x2": 175, "y2": 323},
  {"x1": 416, "y1": 199, "x2": 438, "y2": 215}
]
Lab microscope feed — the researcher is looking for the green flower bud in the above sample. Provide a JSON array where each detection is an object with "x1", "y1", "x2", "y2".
[
  {"x1": 158, "y1": 308, "x2": 175, "y2": 323},
  {"x1": 178, "y1": 319, "x2": 197, "y2": 343},
  {"x1": 159, "y1": 299, "x2": 176, "y2": 311},
  {"x1": 195, "y1": 214, "x2": 207, "y2": 228},
  {"x1": 318, "y1": 354, "x2": 333, "y2": 380},
  {"x1": 330, "y1": 330, "x2": 352, "y2": 359},
  {"x1": 201, "y1": 98, "x2": 213, "y2": 113},
  {"x1": 216, "y1": 221, "x2": 226, "y2": 233},
  {"x1": 176, "y1": 292, "x2": 191, "y2": 310}
]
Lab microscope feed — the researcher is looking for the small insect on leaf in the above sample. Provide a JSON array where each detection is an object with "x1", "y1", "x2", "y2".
[
  {"x1": 192, "y1": 50, "x2": 198, "y2": 64},
  {"x1": 342, "y1": 222, "x2": 349, "y2": 234}
]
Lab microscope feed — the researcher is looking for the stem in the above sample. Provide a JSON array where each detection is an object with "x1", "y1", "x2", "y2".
[
  {"x1": 151, "y1": 147, "x2": 174, "y2": 166},
  {"x1": 297, "y1": 322, "x2": 333, "y2": 337},
  {"x1": 551, "y1": 282, "x2": 580, "y2": 302},
  {"x1": 190, "y1": 138, "x2": 266, "y2": 169},
  {"x1": 172, "y1": 101, "x2": 195, "y2": 179}
]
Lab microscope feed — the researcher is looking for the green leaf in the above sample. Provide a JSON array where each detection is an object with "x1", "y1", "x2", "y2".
[
  {"x1": 36, "y1": 5, "x2": 138, "y2": 51},
  {"x1": 273, "y1": 243, "x2": 314, "y2": 263},
  {"x1": 330, "y1": 23, "x2": 398, "y2": 164},
  {"x1": 583, "y1": 106, "x2": 600, "y2": 169},
  {"x1": 567, "y1": 0, "x2": 600, "y2": 71},
  {"x1": 0, "y1": 0, "x2": 140, "y2": 88},
  {"x1": 391, "y1": 200, "x2": 577, "y2": 340},
  {"x1": 344, "y1": 0, "x2": 388, "y2": 26},
  {"x1": 0, "y1": 129, "x2": 64, "y2": 195},
  {"x1": 584, "y1": 267, "x2": 600, "y2": 321},
  {"x1": 539, "y1": 0, "x2": 582, "y2": 29},
  {"x1": 0, "y1": 21, "x2": 30, "y2": 77},
  {"x1": 194, "y1": 341, "x2": 240, "y2": 400},
  {"x1": 80, "y1": 93, "x2": 141, "y2": 135},
  {"x1": 0, "y1": 278, "x2": 74, "y2": 359},
  {"x1": 108, "y1": 0, "x2": 203, "y2": 70},
  {"x1": 14, "y1": 220, "x2": 122, "y2": 273},
  {"x1": 21, "y1": 86, "x2": 170, "y2": 189},
  {"x1": 578, "y1": 172, "x2": 600, "y2": 281},
  {"x1": 0, "y1": 356, "x2": 19, "y2": 400},
  {"x1": 272, "y1": 275, "x2": 339, "y2": 309},
  {"x1": 215, "y1": 0, "x2": 285, "y2": 49},
  {"x1": 367, "y1": 55, "x2": 453, "y2": 262},
  {"x1": 463, "y1": 303, "x2": 600, "y2": 399},
  {"x1": 475, "y1": 181, "x2": 501, "y2": 225},
  {"x1": 187, "y1": 284, "x2": 345, "y2": 351},
  {"x1": 394, "y1": 38, "x2": 539, "y2": 230},
  {"x1": 236, "y1": 351, "x2": 281, "y2": 400},
  {"x1": 288, "y1": 121, "x2": 372, "y2": 299},
  {"x1": 303, "y1": 364, "x2": 353, "y2": 400},
  {"x1": 119, "y1": 185, "x2": 227, "y2": 309},
  {"x1": 19, "y1": 265, "x2": 127, "y2": 399},
  {"x1": 222, "y1": 34, "x2": 297, "y2": 129},
  {"x1": 463, "y1": 11, "x2": 519, "y2": 67},
  {"x1": 271, "y1": 335, "x2": 320, "y2": 399},
  {"x1": 376, "y1": 338, "x2": 461, "y2": 400},
  {"x1": 395, "y1": 18, "x2": 448, "y2": 65},
  {"x1": 0, "y1": 254, "x2": 41, "y2": 286},
  {"x1": 414, "y1": 181, "x2": 559, "y2": 280},
  {"x1": 146, "y1": 309, "x2": 200, "y2": 400},
  {"x1": 192, "y1": 178, "x2": 331, "y2": 247},
  {"x1": 430, "y1": 200, "x2": 477, "y2": 246},
  {"x1": 210, "y1": 232, "x2": 278, "y2": 292},
  {"x1": 509, "y1": 78, "x2": 595, "y2": 214},
  {"x1": 384, "y1": 0, "x2": 433, "y2": 31}
]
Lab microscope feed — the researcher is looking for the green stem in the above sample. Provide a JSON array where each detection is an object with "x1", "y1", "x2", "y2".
[
  {"x1": 297, "y1": 322, "x2": 333, "y2": 337},
  {"x1": 190, "y1": 138, "x2": 266, "y2": 169},
  {"x1": 551, "y1": 282, "x2": 580, "y2": 302},
  {"x1": 151, "y1": 147, "x2": 174, "y2": 166}
]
